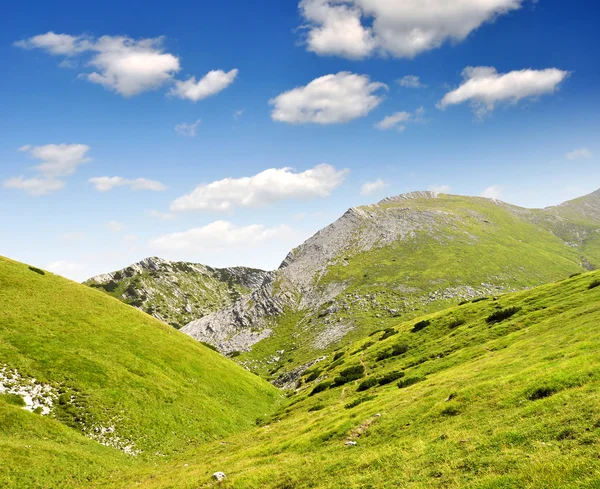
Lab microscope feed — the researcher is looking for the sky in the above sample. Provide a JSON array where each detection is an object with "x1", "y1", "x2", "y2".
[{"x1": 1, "y1": 0, "x2": 599, "y2": 282}]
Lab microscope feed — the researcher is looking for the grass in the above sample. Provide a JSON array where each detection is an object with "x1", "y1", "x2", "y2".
[
  {"x1": 101, "y1": 268, "x2": 600, "y2": 489},
  {"x1": 0, "y1": 256, "x2": 279, "y2": 488}
]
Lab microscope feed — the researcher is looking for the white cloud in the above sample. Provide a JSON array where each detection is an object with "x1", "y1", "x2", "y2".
[
  {"x1": 439, "y1": 67, "x2": 569, "y2": 117},
  {"x1": 481, "y1": 185, "x2": 503, "y2": 200},
  {"x1": 169, "y1": 69, "x2": 238, "y2": 102},
  {"x1": 234, "y1": 109, "x2": 245, "y2": 120},
  {"x1": 150, "y1": 221, "x2": 293, "y2": 251},
  {"x1": 175, "y1": 119, "x2": 201, "y2": 137},
  {"x1": 20, "y1": 143, "x2": 91, "y2": 177},
  {"x1": 148, "y1": 210, "x2": 176, "y2": 221},
  {"x1": 89, "y1": 176, "x2": 166, "y2": 192},
  {"x1": 429, "y1": 184, "x2": 451, "y2": 194},
  {"x1": 16, "y1": 32, "x2": 233, "y2": 99},
  {"x1": 299, "y1": 0, "x2": 526, "y2": 59},
  {"x1": 171, "y1": 164, "x2": 348, "y2": 212},
  {"x1": 375, "y1": 107, "x2": 425, "y2": 131},
  {"x1": 360, "y1": 178, "x2": 389, "y2": 196},
  {"x1": 566, "y1": 148, "x2": 593, "y2": 160},
  {"x1": 397, "y1": 75, "x2": 425, "y2": 88},
  {"x1": 106, "y1": 220, "x2": 126, "y2": 233},
  {"x1": 2, "y1": 177, "x2": 65, "y2": 196},
  {"x1": 270, "y1": 72, "x2": 386, "y2": 124},
  {"x1": 46, "y1": 260, "x2": 86, "y2": 277}
]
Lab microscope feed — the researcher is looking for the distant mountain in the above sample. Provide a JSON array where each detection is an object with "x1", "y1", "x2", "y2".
[
  {"x1": 182, "y1": 190, "x2": 600, "y2": 376},
  {"x1": 84, "y1": 257, "x2": 271, "y2": 329}
]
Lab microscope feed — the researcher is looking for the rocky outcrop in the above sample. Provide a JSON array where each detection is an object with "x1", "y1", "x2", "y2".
[{"x1": 84, "y1": 257, "x2": 271, "y2": 329}]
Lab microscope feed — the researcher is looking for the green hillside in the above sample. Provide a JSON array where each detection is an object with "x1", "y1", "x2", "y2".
[
  {"x1": 212, "y1": 192, "x2": 600, "y2": 378},
  {"x1": 0, "y1": 256, "x2": 280, "y2": 488},
  {"x1": 107, "y1": 269, "x2": 600, "y2": 488}
]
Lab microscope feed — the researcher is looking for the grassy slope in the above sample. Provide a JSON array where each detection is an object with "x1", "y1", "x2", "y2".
[
  {"x1": 238, "y1": 194, "x2": 594, "y2": 378},
  {"x1": 108, "y1": 270, "x2": 600, "y2": 488},
  {"x1": 0, "y1": 256, "x2": 280, "y2": 488}
]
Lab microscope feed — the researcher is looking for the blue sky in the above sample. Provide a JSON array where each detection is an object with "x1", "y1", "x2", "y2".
[{"x1": 1, "y1": 0, "x2": 599, "y2": 281}]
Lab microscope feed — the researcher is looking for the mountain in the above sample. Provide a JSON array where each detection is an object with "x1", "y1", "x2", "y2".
[
  {"x1": 182, "y1": 191, "x2": 600, "y2": 377},
  {"x1": 0, "y1": 256, "x2": 279, "y2": 488},
  {"x1": 102, "y1": 269, "x2": 600, "y2": 488},
  {"x1": 84, "y1": 257, "x2": 271, "y2": 329}
]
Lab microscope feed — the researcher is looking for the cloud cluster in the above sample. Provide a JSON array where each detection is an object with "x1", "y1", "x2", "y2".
[
  {"x1": 397, "y1": 75, "x2": 426, "y2": 88},
  {"x1": 360, "y1": 178, "x2": 389, "y2": 196},
  {"x1": 89, "y1": 176, "x2": 166, "y2": 192},
  {"x1": 566, "y1": 148, "x2": 593, "y2": 160},
  {"x1": 170, "y1": 69, "x2": 239, "y2": 102},
  {"x1": 175, "y1": 119, "x2": 202, "y2": 137},
  {"x1": 16, "y1": 32, "x2": 237, "y2": 99},
  {"x1": 299, "y1": 0, "x2": 526, "y2": 59},
  {"x1": 2, "y1": 144, "x2": 91, "y2": 196},
  {"x1": 270, "y1": 72, "x2": 386, "y2": 124},
  {"x1": 429, "y1": 184, "x2": 452, "y2": 194},
  {"x1": 481, "y1": 185, "x2": 503, "y2": 200},
  {"x1": 375, "y1": 107, "x2": 425, "y2": 131},
  {"x1": 171, "y1": 164, "x2": 348, "y2": 212},
  {"x1": 150, "y1": 221, "x2": 293, "y2": 251},
  {"x1": 439, "y1": 67, "x2": 569, "y2": 117}
]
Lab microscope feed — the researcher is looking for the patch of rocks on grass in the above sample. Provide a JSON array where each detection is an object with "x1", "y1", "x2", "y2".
[{"x1": 0, "y1": 365, "x2": 57, "y2": 415}]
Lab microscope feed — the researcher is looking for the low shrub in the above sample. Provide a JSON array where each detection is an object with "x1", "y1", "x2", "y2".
[
  {"x1": 411, "y1": 320, "x2": 431, "y2": 333},
  {"x1": 2, "y1": 393, "x2": 26, "y2": 407},
  {"x1": 344, "y1": 395, "x2": 376, "y2": 409},
  {"x1": 378, "y1": 371, "x2": 405, "y2": 386},
  {"x1": 569, "y1": 272, "x2": 582, "y2": 278},
  {"x1": 486, "y1": 307, "x2": 521, "y2": 324},
  {"x1": 333, "y1": 351, "x2": 345, "y2": 361},
  {"x1": 305, "y1": 369, "x2": 322, "y2": 382},
  {"x1": 588, "y1": 280, "x2": 600, "y2": 290},
  {"x1": 357, "y1": 378, "x2": 378, "y2": 392},
  {"x1": 458, "y1": 300, "x2": 469, "y2": 306},
  {"x1": 441, "y1": 406, "x2": 460, "y2": 416},
  {"x1": 200, "y1": 341, "x2": 219, "y2": 352},
  {"x1": 309, "y1": 381, "x2": 332, "y2": 396},
  {"x1": 376, "y1": 343, "x2": 409, "y2": 362},
  {"x1": 327, "y1": 358, "x2": 345, "y2": 370},
  {"x1": 448, "y1": 318, "x2": 466, "y2": 329},
  {"x1": 333, "y1": 365, "x2": 365, "y2": 387},
  {"x1": 379, "y1": 328, "x2": 398, "y2": 341},
  {"x1": 229, "y1": 351, "x2": 242, "y2": 358},
  {"x1": 308, "y1": 404, "x2": 325, "y2": 412},
  {"x1": 471, "y1": 297, "x2": 489, "y2": 303},
  {"x1": 28, "y1": 266, "x2": 45, "y2": 276},
  {"x1": 397, "y1": 376, "x2": 425, "y2": 389},
  {"x1": 527, "y1": 386, "x2": 556, "y2": 401}
]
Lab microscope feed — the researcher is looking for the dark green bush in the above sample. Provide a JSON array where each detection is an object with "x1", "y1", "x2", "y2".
[
  {"x1": 527, "y1": 386, "x2": 555, "y2": 401},
  {"x1": 28, "y1": 266, "x2": 45, "y2": 276},
  {"x1": 378, "y1": 371, "x2": 405, "y2": 386},
  {"x1": 309, "y1": 381, "x2": 332, "y2": 396},
  {"x1": 308, "y1": 404, "x2": 325, "y2": 412},
  {"x1": 448, "y1": 318, "x2": 466, "y2": 329},
  {"x1": 305, "y1": 369, "x2": 322, "y2": 382},
  {"x1": 332, "y1": 365, "x2": 365, "y2": 387},
  {"x1": 333, "y1": 351, "x2": 345, "y2": 361},
  {"x1": 327, "y1": 358, "x2": 345, "y2": 370},
  {"x1": 411, "y1": 320, "x2": 431, "y2": 333},
  {"x1": 379, "y1": 328, "x2": 398, "y2": 340},
  {"x1": 471, "y1": 297, "x2": 489, "y2": 303},
  {"x1": 397, "y1": 376, "x2": 425, "y2": 389},
  {"x1": 588, "y1": 280, "x2": 600, "y2": 290},
  {"x1": 229, "y1": 351, "x2": 242, "y2": 358},
  {"x1": 486, "y1": 307, "x2": 521, "y2": 324},
  {"x1": 200, "y1": 341, "x2": 219, "y2": 352},
  {"x1": 569, "y1": 272, "x2": 582, "y2": 278},
  {"x1": 344, "y1": 395, "x2": 376, "y2": 409},
  {"x1": 458, "y1": 300, "x2": 469, "y2": 306},
  {"x1": 357, "y1": 378, "x2": 378, "y2": 392},
  {"x1": 441, "y1": 406, "x2": 460, "y2": 416},
  {"x1": 376, "y1": 343, "x2": 409, "y2": 362}
]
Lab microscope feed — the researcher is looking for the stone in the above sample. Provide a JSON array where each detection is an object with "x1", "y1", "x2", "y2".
[{"x1": 212, "y1": 471, "x2": 227, "y2": 481}]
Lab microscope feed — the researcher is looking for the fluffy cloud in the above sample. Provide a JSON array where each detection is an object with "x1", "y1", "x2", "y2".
[
  {"x1": 481, "y1": 185, "x2": 503, "y2": 200},
  {"x1": 439, "y1": 67, "x2": 569, "y2": 117},
  {"x1": 175, "y1": 119, "x2": 201, "y2": 137},
  {"x1": 150, "y1": 221, "x2": 293, "y2": 251},
  {"x1": 89, "y1": 176, "x2": 166, "y2": 192},
  {"x1": 397, "y1": 75, "x2": 425, "y2": 88},
  {"x1": 375, "y1": 107, "x2": 425, "y2": 131},
  {"x1": 20, "y1": 144, "x2": 91, "y2": 177},
  {"x1": 360, "y1": 178, "x2": 389, "y2": 196},
  {"x1": 270, "y1": 72, "x2": 386, "y2": 124},
  {"x1": 106, "y1": 220, "x2": 126, "y2": 233},
  {"x1": 16, "y1": 32, "x2": 237, "y2": 100},
  {"x1": 566, "y1": 148, "x2": 593, "y2": 160},
  {"x1": 298, "y1": 0, "x2": 526, "y2": 59},
  {"x1": 2, "y1": 177, "x2": 65, "y2": 196},
  {"x1": 170, "y1": 69, "x2": 238, "y2": 102},
  {"x1": 171, "y1": 164, "x2": 349, "y2": 212},
  {"x1": 429, "y1": 184, "x2": 452, "y2": 194}
]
